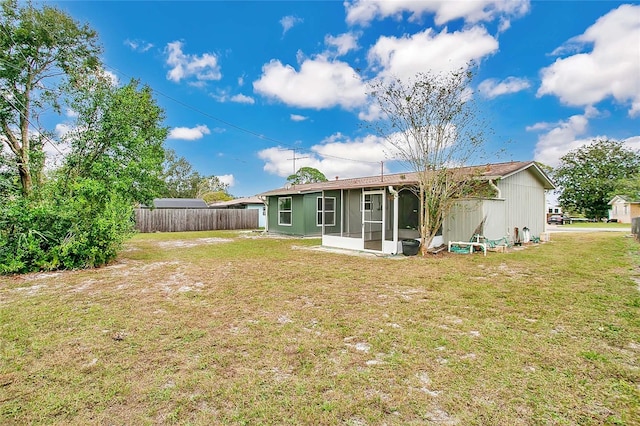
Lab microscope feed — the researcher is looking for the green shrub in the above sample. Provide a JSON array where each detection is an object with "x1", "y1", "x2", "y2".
[{"x1": 0, "y1": 180, "x2": 135, "y2": 274}]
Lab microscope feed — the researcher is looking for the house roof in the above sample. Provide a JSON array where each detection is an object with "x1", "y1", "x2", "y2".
[
  {"x1": 608, "y1": 195, "x2": 640, "y2": 205},
  {"x1": 258, "y1": 161, "x2": 555, "y2": 197},
  {"x1": 151, "y1": 198, "x2": 209, "y2": 208},
  {"x1": 209, "y1": 196, "x2": 265, "y2": 208}
]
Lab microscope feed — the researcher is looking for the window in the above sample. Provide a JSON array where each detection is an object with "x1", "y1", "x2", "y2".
[
  {"x1": 548, "y1": 208, "x2": 553, "y2": 214},
  {"x1": 317, "y1": 197, "x2": 335, "y2": 226},
  {"x1": 278, "y1": 197, "x2": 292, "y2": 226},
  {"x1": 362, "y1": 194, "x2": 372, "y2": 211}
]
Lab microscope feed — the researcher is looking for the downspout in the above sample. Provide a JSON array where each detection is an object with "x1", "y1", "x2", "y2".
[
  {"x1": 488, "y1": 179, "x2": 505, "y2": 240},
  {"x1": 388, "y1": 186, "x2": 399, "y2": 254},
  {"x1": 489, "y1": 179, "x2": 502, "y2": 199}
]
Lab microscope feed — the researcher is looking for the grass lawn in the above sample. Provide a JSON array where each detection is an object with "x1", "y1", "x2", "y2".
[
  {"x1": 562, "y1": 222, "x2": 631, "y2": 229},
  {"x1": 1, "y1": 231, "x2": 639, "y2": 425}
]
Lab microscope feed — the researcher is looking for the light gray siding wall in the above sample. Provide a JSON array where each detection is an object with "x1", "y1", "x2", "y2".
[
  {"x1": 497, "y1": 170, "x2": 547, "y2": 239},
  {"x1": 444, "y1": 199, "x2": 484, "y2": 242},
  {"x1": 444, "y1": 199, "x2": 507, "y2": 243},
  {"x1": 444, "y1": 168, "x2": 547, "y2": 243},
  {"x1": 482, "y1": 199, "x2": 507, "y2": 240}
]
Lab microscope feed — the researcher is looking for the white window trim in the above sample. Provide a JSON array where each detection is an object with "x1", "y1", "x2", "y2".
[
  {"x1": 278, "y1": 196, "x2": 292, "y2": 226},
  {"x1": 361, "y1": 193, "x2": 372, "y2": 212},
  {"x1": 317, "y1": 196, "x2": 336, "y2": 227}
]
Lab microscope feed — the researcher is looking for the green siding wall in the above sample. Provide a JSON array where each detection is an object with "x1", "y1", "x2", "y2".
[
  {"x1": 302, "y1": 194, "x2": 320, "y2": 236},
  {"x1": 267, "y1": 191, "x2": 343, "y2": 237},
  {"x1": 266, "y1": 194, "x2": 310, "y2": 236}
]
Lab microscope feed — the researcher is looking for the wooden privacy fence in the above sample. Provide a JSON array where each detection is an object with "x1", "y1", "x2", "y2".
[
  {"x1": 135, "y1": 208, "x2": 259, "y2": 233},
  {"x1": 632, "y1": 217, "x2": 639, "y2": 242}
]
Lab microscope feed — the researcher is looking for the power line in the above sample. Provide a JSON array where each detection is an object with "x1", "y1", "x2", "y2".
[
  {"x1": 2, "y1": 6, "x2": 396, "y2": 169},
  {"x1": 0, "y1": 90, "x2": 65, "y2": 157},
  {"x1": 103, "y1": 64, "x2": 387, "y2": 166}
]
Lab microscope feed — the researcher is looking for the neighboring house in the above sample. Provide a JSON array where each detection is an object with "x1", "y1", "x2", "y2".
[
  {"x1": 546, "y1": 205, "x2": 563, "y2": 220},
  {"x1": 209, "y1": 196, "x2": 266, "y2": 228},
  {"x1": 258, "y1": 161, "x2": 555, "y2": 255},
  {"x1": 147, "y1": 198, "x2": 209, "y2": 209},
  {"x1": 608, "y1": 195, "x2": 640, "y2": 223}
]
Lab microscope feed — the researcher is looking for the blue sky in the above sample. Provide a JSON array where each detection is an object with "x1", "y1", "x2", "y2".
[{"x1": 46, "y1": 0, "x2": 640, "y2": 198}]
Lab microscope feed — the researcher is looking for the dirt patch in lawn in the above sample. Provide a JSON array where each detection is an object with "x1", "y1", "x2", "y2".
[{"x1": 156, "y1": 237, "x2": 232, "y2": 249}]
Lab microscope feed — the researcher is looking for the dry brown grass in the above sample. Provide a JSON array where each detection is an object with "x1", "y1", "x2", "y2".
[{"x1": 1, "y1": 230, "x2": 639, "y2": 425}]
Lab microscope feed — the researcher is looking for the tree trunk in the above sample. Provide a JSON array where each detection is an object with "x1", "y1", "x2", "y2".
[
  {"x1": 18, "y1": 161, "x2": 32, "y2": 196},
  {"x1": 419, "y1": 185, "x2": 429, "y2": 256}
]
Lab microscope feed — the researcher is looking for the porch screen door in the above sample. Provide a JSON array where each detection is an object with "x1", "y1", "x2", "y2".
[{"x1": 363, "y1": 191, "x2": 385, "y2": 251}]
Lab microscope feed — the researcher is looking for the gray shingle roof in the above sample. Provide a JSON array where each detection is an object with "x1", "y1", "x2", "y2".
[
  {"x1": 151, "y1": 198, "x2": 209, "y2": 208},
  {"x1": 258, "y1": 161, "x2": 554, "y2": 197}
]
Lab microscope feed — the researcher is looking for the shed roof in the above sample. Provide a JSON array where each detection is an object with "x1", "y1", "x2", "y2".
[
  {"x1": 151, "y1": 198, "x2": 209, "y2": 209},
  {"x1": 258, "y1": 161, "x2": 555, "y2": 197},
  {"x1": 209, "y1": 196, "x2": 265, "y2": 208}
]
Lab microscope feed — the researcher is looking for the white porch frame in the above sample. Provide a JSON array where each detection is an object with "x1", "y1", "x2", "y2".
[{"x1": 322, "y1": 187, "x2": 400, "y2": 255}]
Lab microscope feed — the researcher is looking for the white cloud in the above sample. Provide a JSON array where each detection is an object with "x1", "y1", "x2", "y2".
[
  {"x1": 258, "y1": 133, "x2": 391, "y2": 179},
  {"x1": 290, "y1": 114, "x2": 308, "y2": 122},
  {"x1": 345, "y1": 0, "x2": 530, "y2": 27},
  {"x1": 211, "y1": 90, "x2": 255, "y2": 104},
  {"x1": 529, "y1": 106, "x2": 620, "y2": 167},
  {"x1": 478, "y1": 76, "x2": 530, "y2": 99},
  {"x1": 124, "y1": 38, "x2": 154, "y2": 53},
  {"x1": 101, "y1": 69, "x2": 119, "y2": 87},
  {"x1": 165, "y1": 41, "x2": 221, "y2": 84},
  {"x1": 367, "y1": 26, "x2": 499, "y2": 81},
  {"x1": 54, "y1": 123, "x2": 72, "y2": 138},
  {"x1": 168, "y1": 125, "x2": 211, "y2": 140},
  {"x1": 537, "y1": 4, "x2": 640, "y2": 117},
  {"x1": 358, "y1": 103, "x2": 382, "y2": 122},
  {"x1": 325, "y1": 32, "x2": 359, "y2": 57},
  {"x1": 230, "y1": 94, "x2": 255, "y2": 104},
  {"x1": 280, "y1": 15, "x2": 303, "y2": 36},
  {"x1": 217, "y1": 174, "x2": 235, "y2": 187},
  {"x1": 253, "y1": 57, "x2": 367, "y2": 109}
]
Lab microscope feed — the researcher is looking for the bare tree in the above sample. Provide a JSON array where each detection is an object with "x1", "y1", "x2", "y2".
[{"x1": 367, "y1": 68, "x2": 488, "y2": 254}]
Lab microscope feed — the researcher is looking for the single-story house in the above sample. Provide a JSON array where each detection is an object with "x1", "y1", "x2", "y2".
[
  {"x1": 258, "y1": 161, "x2": 555, "y2": 255},
  {"x1": 209, "y1": 196, "x2": 266, "y2": 228},
  {"x1": 608, "y1": 195, "x2": 640, "y2": 223}
]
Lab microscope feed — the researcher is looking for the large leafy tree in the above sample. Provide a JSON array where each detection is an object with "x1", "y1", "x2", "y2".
[
  {"x1": 0, "y1": 0, "x2": 101, "y2": 196},
  {"x1": 367, "y1": 68, "x2": 487, "y2": 253},
  {"x1": 286, "y1": 166, "x2": 328, "y2": 185},
  {"x1": 161, "y1": 148, "x2": 231, "y2": 200},
  {"x1": 62, "y1": 78, "x2": 167, "y2": 207},
  {"x1": 554, "y1": 139, "x2": 640, "y2": 219},
  {"x1": 0, "y1": 2, "x2": 172, "y2": 273},
  {"x1": 611, "y1": 175, "x2": 640, "y2": 201},
  {"x1": 0, "y1": 78, "x2": 169, "y2": 273}
]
